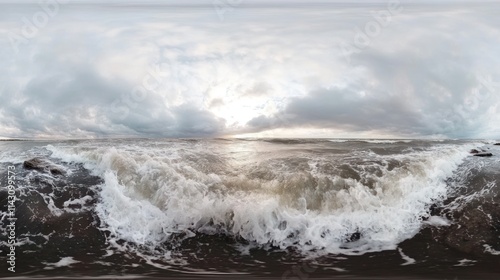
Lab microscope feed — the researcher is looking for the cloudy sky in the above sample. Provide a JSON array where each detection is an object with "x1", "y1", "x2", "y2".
[{"x1": 0, "y1": 0, "x2": 499, "y2": 139}]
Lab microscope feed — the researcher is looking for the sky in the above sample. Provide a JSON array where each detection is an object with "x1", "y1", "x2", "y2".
[{"x1": 0, "y1": 0, "x2": 499, "y2": 139}]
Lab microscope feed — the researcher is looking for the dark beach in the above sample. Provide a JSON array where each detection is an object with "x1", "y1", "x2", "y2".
[{"x1": 1, "y1": 139, "x2": 499, "y2": 279}]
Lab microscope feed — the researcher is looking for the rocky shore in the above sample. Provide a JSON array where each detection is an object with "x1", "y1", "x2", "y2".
[
  {"x1": 431, "y1": 142, "x2": 500, "y2": 256},
  {"x1": 0, "y1": 158, "x2": 110, "y2": 275}
]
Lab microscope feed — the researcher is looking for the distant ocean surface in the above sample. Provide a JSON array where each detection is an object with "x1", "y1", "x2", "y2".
[{"x1": 1, "y1": 139, "x2": 499, "y2": 279}]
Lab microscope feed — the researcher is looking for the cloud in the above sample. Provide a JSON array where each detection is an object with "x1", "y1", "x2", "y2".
[
  {"x1": 209, "y1": 98, "x2": 224, "y2": 108},
  {"x1": 240, "y1": 82, "x2": 272, "y2": 98},
  {"x1": 247, "y1": 3, "x2": 500, "y2": 139},
  {"x1": 0, "y1": 51, "x2": 225, "y2": 138},
  {"x1": 0, "y1": 1, "x2": 499, "y2": 139}
]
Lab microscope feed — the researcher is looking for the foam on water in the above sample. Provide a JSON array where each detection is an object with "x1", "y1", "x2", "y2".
[
  {"x1": 327, "y1": 139, "x2": 413, "y2": 144},
  {"x1": 43, "y1": 257, "x2": 80, "y2": 270},
  {"x1": 45, "y1": 140, "x2": 478, "y2": 258},
  {"x1": 328, "y1": 139, "x2": 349, "y2": 143},
  {"x1": 362, "y1": 139, "x2": 413, "y2": 144},
  {"x1": 454, "y1": 259, "x2": 477, "y2": 267},
  {"x1": 483, "y1": 244, "x2": 500, "y2": 255},
  {"x1": 424, "y1": 216, "x2": 451, "y2": 227},
  {"x1": 397, "y1": 248, "x2": 416, "y2": 266}
]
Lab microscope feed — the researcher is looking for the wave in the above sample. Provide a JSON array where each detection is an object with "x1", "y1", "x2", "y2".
[
  {"x1": 328, "y1": 139, "x2": 413, "y2": 144},
  {"x1": 362, "y1": 139, "x2": 413, "y2": 144},
  {"x1": 328, "y1": 139, "x2": 349, "y2": 143},
  {"x1": 45, "y1": 140, "x2": 478, "y2": 258}
]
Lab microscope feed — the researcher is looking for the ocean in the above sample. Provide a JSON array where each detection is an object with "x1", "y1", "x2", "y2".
[{"x1": 1, "y1": 139, "x2": 499, "y2": 279}]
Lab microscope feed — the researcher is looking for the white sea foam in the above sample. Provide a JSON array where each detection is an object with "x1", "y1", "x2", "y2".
[
  {"x1": 0, "y1": 145, "x2": 50, "y2": 163},
  {"x1": 327, "y1": 139, "x2": 413, "y2": 144},
  {"x1": 39, "y1": 192, "x2": 64, "y2": 217},
  {"x1": 443, "y1": 180, "x2": 496, "y2": 213},
  {"x1": 43, "y1": 257, "x2": 80, "y2": 269},
  {"x1": 397, "y1": 248, "x2": 416, "y2": 266},
  {"x1": 62, "y1": 195, "x2": 94, "y2": 213},
  {"x1": 483, "y1": 244, "x2": 500, "y2": 255},
  {"x1": 454, "y1": 259, "x2": 477, "y2": 267},
  {"x1": 46, "y1": 140, "x2": 478, "y2": 257},
  {"x1": 424, "y1": 216, "x2": 451, "y2": 227},
  {"x1": 63, "y1": 195, "x2": 93, "y2": 208},
  {"x1": 362, "y1": 139, "x2": 413, "y2": 144}
]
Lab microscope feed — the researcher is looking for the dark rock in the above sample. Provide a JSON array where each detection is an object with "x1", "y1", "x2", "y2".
[
  {"x1": 473, "y1": 152, "x2": 493, "y2": 157},
  {"x1": 0, "y1": 161, "x2": 111, "y2": 272},
  {"x1": 23, "y1": 157, "x2": 65, "y2": 176},
  {"x1": 436, "y1": 201, "x2": 500, "y2": 256},
  {"x1": 49, "y1": 167, "x2": 64, "y2": 175},
  {"x1": 49, "y1": 166, "x2": 66, "y2": 176},
  {"x1": 347, "y1": 232, "x2": 361, "y2": 242},
  {"x1": 495, "y1": 143, "x2": 500, "y2": 146},
  {"x1": 470, "y1": 149, "x2": 480, "y2": 154},
  {"x1": 23, "y1": 158, "x2": 45, "y2": 170}
]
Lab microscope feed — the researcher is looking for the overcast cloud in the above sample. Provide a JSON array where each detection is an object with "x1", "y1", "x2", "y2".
[{"x1": 0, "y1": 0, "x2": 499, "y2": 139}]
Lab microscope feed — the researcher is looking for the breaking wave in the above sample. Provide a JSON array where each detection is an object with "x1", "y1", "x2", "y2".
[{"x1": 45, "y1": 140, "x2": 478, "y2": 257}]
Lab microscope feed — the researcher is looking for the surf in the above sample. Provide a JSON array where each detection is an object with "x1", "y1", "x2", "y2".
[{"x1": 44, "y1": 139, "x2": 479, "y2": 257}]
